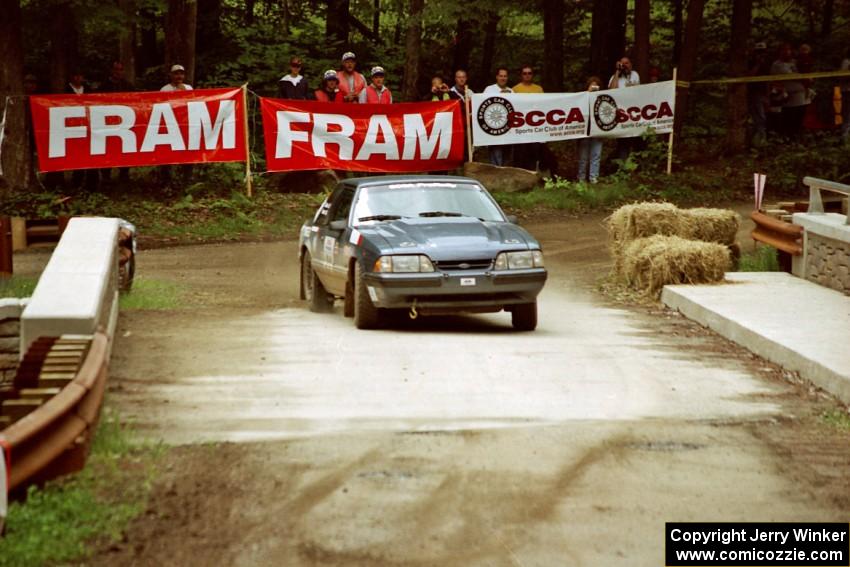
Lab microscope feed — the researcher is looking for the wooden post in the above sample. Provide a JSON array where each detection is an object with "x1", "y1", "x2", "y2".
[
  {"x1": 241, "y1": 84, "x2": 253, "y2": 197},
  {"x1": 465, "y1": 95, "x2": 474, "y2": 163},
  {"x1": 0, "y1": 217, "x2": 12, "y2": 277},
  {"x1": 666, "y1": 67, "x2": 677, "y2": 175}
]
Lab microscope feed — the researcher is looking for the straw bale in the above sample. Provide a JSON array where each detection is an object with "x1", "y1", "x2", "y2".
[
  {"x1": 622, "y1": 235, "x2": 731, "y2": 296},
  {"x1": 680, "y1": 208, "x2": 740, "y2": 245}
]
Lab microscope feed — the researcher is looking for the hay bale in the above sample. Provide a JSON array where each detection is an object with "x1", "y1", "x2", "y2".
[
  {"x1": 607, "y1": 203, "x2": 681, "y2": 273},
  {"x1": 680, "y1": 208, "x2": 740, "y2": 246},
  {"x1": 622, "y1": 235, "x2": 731, "y2": 296}
]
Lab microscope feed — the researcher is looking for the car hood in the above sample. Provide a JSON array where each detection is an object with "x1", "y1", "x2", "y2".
[{"x1": 360, "y1": 217, "x2": 537, "y2": 260}]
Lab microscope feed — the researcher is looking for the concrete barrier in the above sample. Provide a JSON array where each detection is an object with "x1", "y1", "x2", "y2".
[{"x1": 19, "y1": 218, "x2": 120, "y2": 355}]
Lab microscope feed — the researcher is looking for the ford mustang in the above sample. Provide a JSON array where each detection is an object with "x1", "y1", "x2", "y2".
[{"x1": 298, "y1": 175, "x2": 547, "y2": 330}]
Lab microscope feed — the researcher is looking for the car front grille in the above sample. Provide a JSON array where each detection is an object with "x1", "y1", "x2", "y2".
[{"x1": 434, "y1": 259, "x2": 493, "y2": 271}]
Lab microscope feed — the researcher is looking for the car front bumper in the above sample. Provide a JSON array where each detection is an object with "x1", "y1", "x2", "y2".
[{"x1": 363, "y1": 268, "x2": 547, "y2": 312}]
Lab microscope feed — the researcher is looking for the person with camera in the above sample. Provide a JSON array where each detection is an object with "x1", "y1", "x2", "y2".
[
  {"x1": 608, "y1": 57, "x2": 640, "y2": 89},
  {"x1": 608, "y1": 57, "x2": 640, "y2": 163},
  {"x1": 578, "y1": 76, "x2": 604, "y2": 183},
  {"x1": 427, "y1": 75, "x2": 451, "y2": 101}
]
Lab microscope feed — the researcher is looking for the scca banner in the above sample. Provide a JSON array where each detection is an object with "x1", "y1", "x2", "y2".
[
  {"x1": 471, "y1": 92, "x2": 590, "y2": 147},
  {"x1": 260, "y1": 98, "x2": 465, "y2": 172},
  {"x1": 29, "y1": 88, "x2": 247, "y2": 172},
  {"x1": 588, "y1": 80, "x2": 676, "y2": 138}
]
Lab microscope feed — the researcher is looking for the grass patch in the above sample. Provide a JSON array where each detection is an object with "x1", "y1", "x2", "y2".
[
  {"x1": 821, "y1": 409, "x2": 850, "y2": 431},
  {"x1": 119, "y1": 278, "x2": 186, "y2": 310},
  {"x1": 737, "y1": 246, "x2": 780, "y2": 272},
  {"x1": 0, "y1": 276, "x2": 38, "y2": 299},
  {"x1": 0, "y1": 410, "x2": 164, "y2": 567}
]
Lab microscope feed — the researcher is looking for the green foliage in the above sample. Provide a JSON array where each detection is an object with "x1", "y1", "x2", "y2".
[
  {"x1": 0, "y1": 276, "x2": 38, "y2": 299},
  {"x1": 821, "y1": 409, "x2": 850, "y2": 431},
  {"x1": 0, "y1": 411, "x2": 162, "y2": 567},
  {"x1": 737, "y1": 246, "x2": 781, "y2": 272}
]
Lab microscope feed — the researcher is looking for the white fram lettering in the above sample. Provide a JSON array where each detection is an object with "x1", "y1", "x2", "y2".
[
  {"x1": 141, "y1": 102, "x2": 186, "y2": 152},
  {"x1": 355, "y1": 115, "x2": 399, "y2": 160},
  {"x1": 275, "y1": 111, "x2": 310, "y2": 158},
  {"x1": 187, "y1": 100, "x2": 236, "y2": 150},
  {"x1": 48, "y1": 106, "x2": 87, "y2": 158},
  {"x1": 312, "y1": 114, "x2": 355, "y2": 160},
  {"x1": 89, "y1": 105, "x2": 137, "y2": 155},
  {"x1": 402, "y1": 112, "x2": 453, "y2": 160}
]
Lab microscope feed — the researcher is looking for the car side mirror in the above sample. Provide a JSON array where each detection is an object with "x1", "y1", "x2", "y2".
[
  {"x1": 328, "y1": 219, "x2": 348, "y2": 231},
  {"x1": 505, "y1": 215, "x2": 519, "y2": 224}
]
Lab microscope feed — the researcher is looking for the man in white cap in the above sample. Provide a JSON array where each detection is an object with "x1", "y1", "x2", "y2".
[
  {"x1": 359, "y1": 66, "x2": 392, "y2": 104},
  {"x1": 161, "y1": 64, "x2": 193, "y2": 91},
  {"x1": 315, "y1": 70, "x2": 344, "y2": 102},
  {"x1": 337, "y1": 52, "x2": 366, "y2": 103}
]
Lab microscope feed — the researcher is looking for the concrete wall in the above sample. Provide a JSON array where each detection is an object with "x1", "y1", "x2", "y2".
[
  {"x1": 19, "y1": 218, "x2": 120, "y2": 355},
  {"x1": 793, "y1": 213, "x2": 850, "y2": 296}
]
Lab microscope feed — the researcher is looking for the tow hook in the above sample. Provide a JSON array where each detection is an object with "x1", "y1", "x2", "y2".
[{"x1": 409, "y1": 300, "x2": 418, "y2": 320}]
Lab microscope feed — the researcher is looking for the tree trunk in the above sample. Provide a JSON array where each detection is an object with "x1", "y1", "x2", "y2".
[
  {"x1": 402, "y1": 0, "x2": 423, "y2": 102},
  {"x1": 590, "y1": 0, "x2": 627, "y2": 80},
  {"x1": 326, "y1": 0, "x2": 351, "y2": 48},
  {"x1": 49, "y1": 1, "x2": 79, "y2": 94},
  {"x1": 724, "y1": 0, "x2": 751, "y2": 152},
  {"x1": 821, "y1": 0, "x2": 833, "y2": 37},
  {"x1": 478, "y1": 12, "x2": 500, "y2": 85},
  {"x1": 0, "y1": 0, "x2": 33, "y2": 193},
  {"x1": 452, "y1": 19, "x2": 472, "y2": 74},
  {"x1": 165, "y1": 0, "x2": 198, "y2": 84},
  {"x1": 139, "y1": 6, "x2": 159, "y2": 75},
  {"x1": 119, "y1": 0, "x2": 137, "y2": 86},
  {"x1": 245, "y1": 0, "x2": 255, "y2": 24},
  {"x1": 675, "y1": 0, "x2": 706, "y2": 137},
  {"x1": 543, "y1": 0, "x2": 564, "y2": 92},
  {"x1": 373, "y1": 0, "x2": 380, "y2": 37},
  {"x1": 633, "y1": 0, "x2": 650, "y2": 81},
  {"x1": 672, "y1": 0, "x2": 683, "y2": 67}
]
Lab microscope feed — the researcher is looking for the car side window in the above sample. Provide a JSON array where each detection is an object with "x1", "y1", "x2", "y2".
[
  {"x1": 315, "y1": 187, "x2": 342, "y2": 227},
  {"x1": 330, "y1": 189, "x2": 355, "y2": 223}
]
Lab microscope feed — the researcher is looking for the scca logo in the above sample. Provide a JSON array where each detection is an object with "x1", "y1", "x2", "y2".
[
  {"x1": 593, "y1": 94, "x2": 673, "y2": 131},
  {"x1": 477, "y1": 96, "x2": 585, "y2": 136}
]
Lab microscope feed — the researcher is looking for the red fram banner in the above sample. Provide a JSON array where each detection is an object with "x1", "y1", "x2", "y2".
[
  {"x1": 29, "y1": 88, "x2": 247, "y2": 172},
  {"x1": 260, "y1": 98, "x2": 465, "y2": 172}
]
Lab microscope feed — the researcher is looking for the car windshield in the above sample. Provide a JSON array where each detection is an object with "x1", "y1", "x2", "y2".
[{"x1": 352, "y1": 182, "x2": 505, "y2": 225}]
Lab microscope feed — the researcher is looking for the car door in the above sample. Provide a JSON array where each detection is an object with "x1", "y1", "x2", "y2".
[
  {"x1": 323, "y1": 187, "x2": 356, "y2": 295},
  {"x1": 311, "y1": 186, "x2": 342, "y2": 289}
]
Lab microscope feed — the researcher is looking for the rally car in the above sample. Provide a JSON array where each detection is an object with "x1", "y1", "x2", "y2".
[{"x1": 298, "y1": 176, "x2": 547, "y2": 330}]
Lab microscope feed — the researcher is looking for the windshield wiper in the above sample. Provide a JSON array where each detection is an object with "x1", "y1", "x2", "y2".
[
  {"x1": 358, "y1": 214, "x2": 403, "y2": 222},
  {"x1": 419, "y1": 211, "x2": 464, "y2": 218}
]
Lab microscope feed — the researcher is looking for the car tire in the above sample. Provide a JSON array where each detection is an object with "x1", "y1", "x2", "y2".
[
  {"x1": 343, "y1": 278, "x2": 355, "y2": 318},
  {"x1": 354, "y1": 262, "x2": 382, "y2": 329},
  {"x1": 511, "y1": 302, "x2": 537, "y2": 331},
  {"x1": 302, "y1": 251, "x2": 334, "y2": 313}
]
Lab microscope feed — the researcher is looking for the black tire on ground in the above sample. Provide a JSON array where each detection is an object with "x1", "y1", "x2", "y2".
[
  {"x1": 511, "y1": 302, "x2": 537, "y2": 331},
  {"x1": 119, "y1": 253, "x2": 135, "y2": 292},
  {"x1": 354, "y1": 262, "x2": 382, "y2": 329},
  {"x1": 343, "y1": 276, "x2": 355, "y2": 318},
  {"x1": 302, "y1": 251, "x2": 334, "y2": 312}
]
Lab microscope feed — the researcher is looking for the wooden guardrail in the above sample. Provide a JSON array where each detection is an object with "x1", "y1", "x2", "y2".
[
  {"x1": 0, "y1": 332, "x2": 108, "y2": 492},
  {"x1": 750, "y1": 211, "x2": 804, "y2": 256}
]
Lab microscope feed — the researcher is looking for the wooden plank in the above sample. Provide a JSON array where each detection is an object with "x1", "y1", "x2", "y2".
[
  {"x1": 750, "y1": 211, "x2": 804, "y2": 237},
  {"x1": 751, "y1": 228, "x2": 803, "y2": 255}
]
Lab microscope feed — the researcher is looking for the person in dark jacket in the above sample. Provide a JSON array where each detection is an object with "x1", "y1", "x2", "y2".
[{"x1": 278, "y1": 56, "x2": 310, "y2": 100}]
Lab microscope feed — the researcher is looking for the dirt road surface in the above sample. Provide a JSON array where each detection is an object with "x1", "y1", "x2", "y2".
[{"x1": 17, "y1": 209, "x2": 849, "y2": 566}]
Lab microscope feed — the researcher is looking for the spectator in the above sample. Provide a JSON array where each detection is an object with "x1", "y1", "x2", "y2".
[
  {"x1": 577, "y1": 76, "x2": 604, "y2": 183},
  {"x1": 337, "y1": 52, "x2": 366, "y2": 103},
  {"x1": 484, "y1": 67, "x2": 513, "y2": 167},
  {"x1": 427, "y1": 75, "x2": 451, "y2": 101},
  {"x1": 160, "y1": 64, "x2": 193, "y2": 91},
  {"x1": 99, "y1": 61, "x2": 132, "y2": 93},
  {"x1": 314, "y1": 70, "x2": 344, "y2": 102},
  {"x1": 278, "y1": 56, "x2": 310, "y2": 100},
  {"x1": 160, "y1": 64, "x2": 193, "y2": 187},
  {"x1": 98, "y1": 62, "x2": 133, "y2": 186},
  {"x1": 65, "y1": 71, "x2": 88, "y2": 94},
  {"x1": 513, "y1": 65, "x2": 543, "y2": 93},
  {"x1": 748, "y1": 42, "x2": 771, "y2": 146},
  {"x1": 449, "y1": 69, "x2": 474, "y2": 102},
  {"x1": 359, "y1": 66, "x2": 392, "y2": 104},
  {"x1": 608, "y1": 57, "x2": 640, "y2": 163},
  {"x1": 648, "y1": 66, "x2": 661, "y2": 83},
  {"x1": 771, "y1": 43, "x2": 807, "y2": 140},
  {"x1": 841, "y1": 49, "x2": 850, "y2": 144}
]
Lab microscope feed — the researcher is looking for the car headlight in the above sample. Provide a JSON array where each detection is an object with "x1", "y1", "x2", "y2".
[
  {"x1": 494, "y1": 250, "x2": 544, "y2": 270},
  {"x1": 374, "y1": 255, "x2": 435, "y2": 273}
]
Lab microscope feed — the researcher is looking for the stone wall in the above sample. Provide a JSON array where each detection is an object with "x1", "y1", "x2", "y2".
[
  {"x1": 805, "y1": 233, "x2": 850, "y2": 295},
  {"x1": 0, "y1": 299, "x2": 26, "y2": 386}
]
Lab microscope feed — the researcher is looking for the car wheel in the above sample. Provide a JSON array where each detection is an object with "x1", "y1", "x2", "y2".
[
  {"x1": 118, "y1": 252, "x2": 135, "y2": 292},
  {"x1": 302, "y1": 251, "x2": 334, "y2": 313},
  {"x1": 343, "y1": 278, "x2": 355, "y2": 318},
  {"x1": 511, "y1": 302, "x2": 537, "y2": 331},
  {"x1": 354, "y1": 262, "x2": 382, "y2": 329}
]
